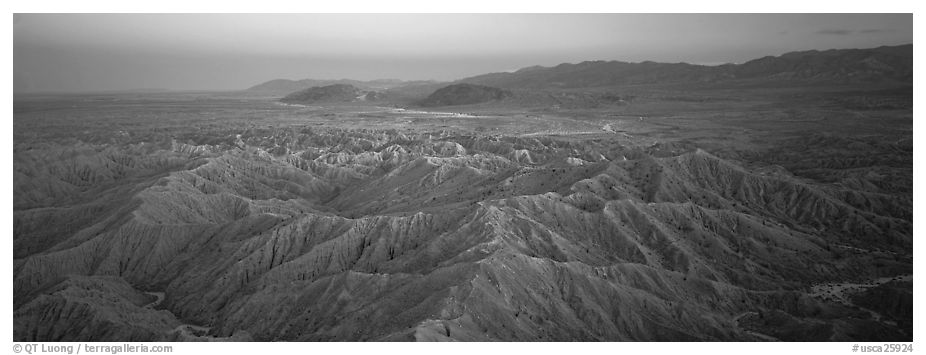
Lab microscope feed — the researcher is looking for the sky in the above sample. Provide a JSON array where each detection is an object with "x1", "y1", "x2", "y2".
[{"x1": 13, "y1": 13, "x2": 913, "y2": 93}]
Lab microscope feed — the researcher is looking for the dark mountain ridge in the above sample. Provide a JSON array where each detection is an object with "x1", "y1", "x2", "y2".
[
  {"x1": 279, "y1": 84, "x2": 378, "y2": 104},
  {"x1": 418, "y1": 83, "x2": 513, "y2": 107},
  {"x1": 457, "y1": 45, "x2": 912, "y2": 89},
  {"x1": 247, "y1": 78, "x2": 441, "y2": 94}
]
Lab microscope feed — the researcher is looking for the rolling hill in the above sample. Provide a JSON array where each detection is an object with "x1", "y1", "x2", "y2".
[
  {"x1": 419, "y1": 84, "x2": 513, "y2": 107},
  {"x1": 279, "y1": 84, "x2": 377, "y2": 104},
  {"x1": 248, "y1": 79, "x2": 441, "y2": 95}
]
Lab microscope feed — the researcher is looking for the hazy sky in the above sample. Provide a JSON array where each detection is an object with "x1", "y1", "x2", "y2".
[{"x1": 13, "y1": 13, "x2": 913, "y2": 92}]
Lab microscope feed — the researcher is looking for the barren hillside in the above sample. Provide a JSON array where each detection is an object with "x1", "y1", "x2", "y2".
[{"x1": 13, "y1": 121, "x2": 912, "y2": 341}]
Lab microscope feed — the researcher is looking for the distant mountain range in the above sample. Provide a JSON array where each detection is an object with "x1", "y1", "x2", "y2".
[
  {"x1": 249, "y1": 44, "x2": 912, "y2": 107},
  {"x1": 248, "y1": 45, "x2": 911, "y2": 94},
  {"x1": 456, "y1": 45, "x2": 912, "y2": 89}
]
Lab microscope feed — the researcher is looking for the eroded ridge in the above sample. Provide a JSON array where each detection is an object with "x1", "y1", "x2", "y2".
[{"x1": 14, "y1": 127, "x2": 912, "y2": 341}]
